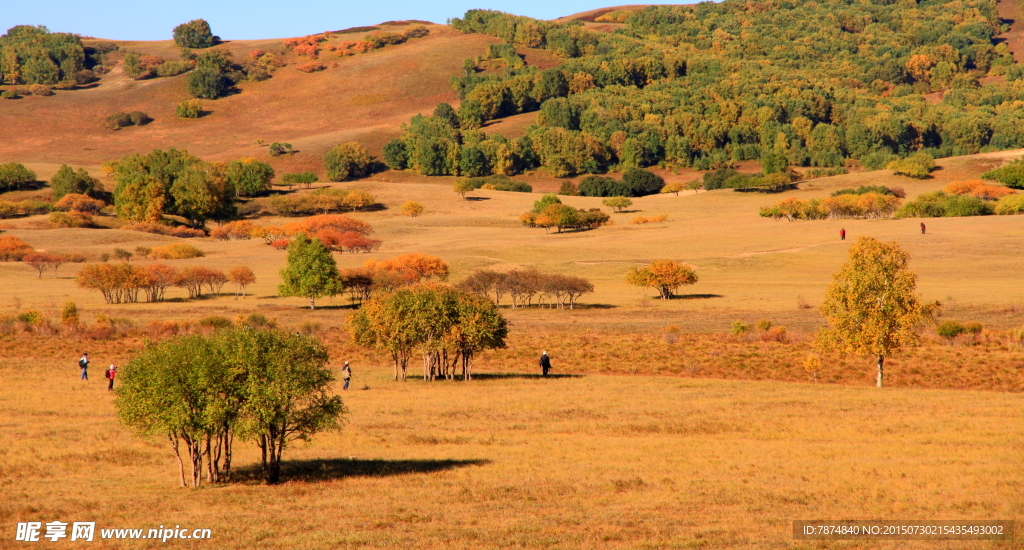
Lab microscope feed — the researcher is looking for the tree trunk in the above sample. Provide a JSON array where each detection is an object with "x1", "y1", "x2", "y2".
[
  {"x1": 309, "y1": 297, "x2": 316, "y2": 310},
  {"x1": 876, "y1": 355, "x2": 885, "y2": 388},
  {"x1": 170, "y1": 435, "x2": 186, "y2": 488}
]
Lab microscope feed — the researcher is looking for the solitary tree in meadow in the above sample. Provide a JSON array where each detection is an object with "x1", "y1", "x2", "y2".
[
  {"x1": 626, "y1": 260, "x2": 698, "y2": 299},
  {"x1": 278, "y1": 233, "x2": 343, "y2": 309},
  {"x1": 453, "y1": 178, "x2": 475, "y2": 199},
  {"x1": 815, "y1": 236, "x2": 935, "y2": 388},
  {"x1": 602, "y1": 196, "x2": 633, "y2": 212}
]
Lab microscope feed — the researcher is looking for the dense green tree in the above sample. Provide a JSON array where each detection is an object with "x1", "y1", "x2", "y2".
[
  {"x1": 226, "y1": 159, "x2": 274, "y2": 196},
  {"x1": 458, "y1": 99, "x2": 485, "y2": 129},
  {"x1": 324, "y1": 142, "x2": 371, "y2": 181},
  {"x1": 622, "y1": 167, "x2": 665, "y2": 196},
  {"x1": 170, "y1": 163, "x2": 237, "y2": 227},
  {"x1": 0, "y1": 162, "x2": 37, "y2": 191},
  {"x1": 382, "y1": 139, "x2": 409, "y2": 170},
  {"x1": 173, "y1": 19, "x2": 217, "y2": 49},
  {"x1": 50, "y1": 164, "x2": 100, "y2": 200},
  {"x1": 278, "y1": 233, "x2": 343, "y2": 309},
  {"x1": 111, "y1": 149, "x2": 202, "y2": 222},
  {"x1": 459, "y1": 145, "x2": 489, "y2": 177},
  {"x1": 433, "y1": 102, "x2": 460, "y2": 128}
]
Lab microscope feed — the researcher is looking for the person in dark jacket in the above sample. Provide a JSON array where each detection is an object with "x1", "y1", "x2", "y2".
[
  {"x1": 342, "y1": 362, "x2": 351, "y2": 390},
  {"x1": 79, "y1": 353, "x2": 89, "y2": 380},
  {"x1": 539, "y1": 351, "x2": 551, "y2": 377}
]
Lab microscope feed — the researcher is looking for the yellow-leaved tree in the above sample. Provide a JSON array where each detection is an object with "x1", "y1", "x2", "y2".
[
  {"x1": 815, "y1": 236, "x2": 936, "y2": 388},
  {"x1": 626, "y1": 260, "x2": 698, "y2": 300}
]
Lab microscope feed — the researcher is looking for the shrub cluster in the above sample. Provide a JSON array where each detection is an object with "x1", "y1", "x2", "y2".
[
  {"x1": 457, "y1": 268, "x2": 593, "y2": 309},
  {"x1": 339, "y1": 253, "x2": 449, "y2": 304},
  {"x1": 760, "y1": 193, "x2": 902, "y2": 221},
  {"x1": 894, "y1": 191, "x2": 993, "y2": 218},
  {"x1": 520, "y1": 199, "x2": 611, "y2": 233},
  {"x1": 49, "y1": 211, "x2": 93, "y2": 228},
  {"x1": 278, "y1": 171, "x2": 318, "y2": 188},
  {"x1": 51, "y1": 165, "x2": 101, "y2": 200},
  {"x1": 257, "y1": 214, "x2": 382, "y2": 254},
  {"x1": 631, "y1": 214, "x2": 668, "y2": 224},
  {"x1": 981, "y1": 158, "x2": 1024, "y2": 188},
  {"x1": 942, "y1": 180, "x2": 1016, "y2": 200},
  {"x1": 0, "y1": 199, "x2": 51, "y2": 218},
  {"x1": 576, "y1": 168, "x2": 665, "y2": 197},
  {"x1": 462, "y1": 174, "x2": 533, "y2": 192},
  {"x1": 0, "y1": 235, "x2": 34, "y2": 261},
  {"x1": 175, "y1": 99, "x2": 203, "y2": 118},
  {"x1": 106, "y1": 111, "x2": 151, "y2": 129},
  {"x1": 254, "y1": 188, "x2": 377, "y2": 217},
  {"x1": 831, "y1": 185, "x2": 905, "y2": 198},
  {"x1": 324, "y1": 142, "x2": 372, "y2": 181},
  {"x1": 53, "y1": 193, "x2": 105, "y2": 214},
  {"x1": 149, "y1": 244, "x2": 205, "y2": 260}
]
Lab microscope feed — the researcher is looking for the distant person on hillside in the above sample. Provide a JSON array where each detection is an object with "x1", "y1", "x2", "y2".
[
  {"x1": 78, "y1": 353, "x2": 89, "y2": 380},
  {"x1": 105, "y1": 365, "x2": 117, "y2": 392},
  {"x1": 840, "y1": 228, "x2": 846, "y2": 241},
  {"x1": 539, "y1": 351, "x2": 552, "y2": 377},
  {"x1": 342, "y1": 362, "x2": 352, "y2": 390},
  {"x1": 920, "y1": 222, "x2": 926, "y2": 235}
]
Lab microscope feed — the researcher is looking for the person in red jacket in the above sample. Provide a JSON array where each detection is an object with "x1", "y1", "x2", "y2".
[
  {"x1": 105, "y1": 365, "x2": 117, "y2": 392},
  {"x1": 840, "y1": 228, "x2": 846, "y2": 241},
  {"x1": 920, "y1": 222, "x2": 926, "y2": 234}
]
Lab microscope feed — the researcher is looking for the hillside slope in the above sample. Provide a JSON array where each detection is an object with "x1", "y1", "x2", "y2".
[{"x1": 0, "y1": 23, "x2": 499, "y2": 170}]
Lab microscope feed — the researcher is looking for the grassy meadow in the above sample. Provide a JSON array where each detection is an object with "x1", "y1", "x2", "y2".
[
  {"x1": 1, "y1": 147, "x2": 1024, "y2": 548},
  {"x1": 2, "y1": 356, "x2": 1022, "y2": 549}
]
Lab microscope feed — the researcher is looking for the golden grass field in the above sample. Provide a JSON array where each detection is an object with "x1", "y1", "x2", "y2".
[
  {"x1": 2, "y1": 354, "x2": 1023, "y2": 549},
  {"x1": 2, "y1": 13, "x2": 1024, "y2": 548}
]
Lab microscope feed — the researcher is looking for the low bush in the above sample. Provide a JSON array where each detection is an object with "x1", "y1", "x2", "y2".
[
  {"x1": 0, "y1": 235, "x2": 34, "y2": 261},
  {"x1": 296, "y1": 61, "x2": 326, "y2": 73},
  {"x1": 150, "y1": 244, "x2": 206, "y2": 259},
  {"x1": 54, "y1": 194, "x2": 106, "y2": 214},
  {"x1": 761, "y1": 192, "x2": 901, "y2": 221},
  {"x1": 887, "y1": 152, "x2": 936, "y2": 179},
  {"x1": 28, "y1": 84, "x2": 54, "y2": 96},
  {"x1": 400, "y1": 201, "x2": 424, "y2": 217},
  {"x1": 269, "y1": 142, "x2": 293, "y2": 156},
  {"x1": 465, "y1": 175, "x2": 532, "y2": 193},
  {"x1": 994, "y1": 194, "x2": 1024, "y2": 215},
  {"x1": 175, "y1": 99, "x2": 203, "y2": 118},
  {"x1": 804, "y1": 167, "x2": 848, "y2": 179},
  {"x1": 155, "y1": 60, "x2": 192, "y2": 77},
  {"x1": 631, "y1": 214, "x2": 668, "y2": 224},
  {"x1": 831, "y1": 185, "x2": 901, "y2": 197},
  {"x1": 49, "y1": 211, "x2": 93, "y2": 228},
  {"x1": 106, "y1": 111, "x2": 151, "y2": 129},
  {"x1": 943, "y1": 180, "x2": 1015, "y2": 200}
]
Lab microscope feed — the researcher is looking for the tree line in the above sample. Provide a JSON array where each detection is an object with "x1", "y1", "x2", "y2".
[
  {"x1": 457, "y1": 268, "x2": 593, "y2": 309},
  {"x1": 397, "y1": 2, "x2": 1024, "y2": 179},
  {"x1": 76, "y1": 263, "x2": 255, "y2": 303}
]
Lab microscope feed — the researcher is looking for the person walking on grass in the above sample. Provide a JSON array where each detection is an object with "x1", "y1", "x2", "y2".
[
  {"x1": 342, "y1": 362, "x2": 351, "y2": 390},
  {"x1": 539, "y1": 351, "x2": 552, "y2": 377},
  {"x1": 840, "y1": 228, "x2": 846, "y2": 241},
  {"x1": 78, "y1": 352, "x2": 89, "y2": 380},
  {"x1": 920, "y1": 222, "x2": 926, "y2": 235},
  {"x1": 105, "y1": 365, "x2": 117, "y2": 392}
]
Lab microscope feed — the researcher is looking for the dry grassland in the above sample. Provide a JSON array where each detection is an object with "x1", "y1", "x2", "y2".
[{"x1": 1, "y1": 354, "x2": 1022, "y2": 549}]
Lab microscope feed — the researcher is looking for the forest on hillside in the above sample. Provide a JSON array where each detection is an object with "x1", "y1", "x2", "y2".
[{"x1": 384, "y1": 0, "x2": 1024, "y2": 178}]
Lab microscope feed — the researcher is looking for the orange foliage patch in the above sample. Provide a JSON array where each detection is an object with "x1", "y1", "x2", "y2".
[
  {"x1": 0, "y1": 235, "x2": 33, "y2": 261},
  {"x1": 943, "y1": 180, "x2": 1016, "y2": 200}
]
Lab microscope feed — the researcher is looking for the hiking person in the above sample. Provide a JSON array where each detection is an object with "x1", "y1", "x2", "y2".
[
  {"x1": 840, "y1": 228, "x2": 846, "y2": 241},
  {"x1": 105, "y1": 365, "x2": 117, "y2": 392},
  {"x1": 920, "y1": 222, "x2": 926, "y2": 235},
  {"x1": 539, "y1": 351, "x2": 552, "y2": 377},
  {"x1": 79, "y1": 353, "x2": 89, "y2": 380},
  {"x1": 342, "y1": 362, "x2": 351, "y2": 390}
]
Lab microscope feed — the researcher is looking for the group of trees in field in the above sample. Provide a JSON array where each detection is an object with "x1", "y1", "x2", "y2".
[
  {"x1": 76, "y1": 262, "x2": 255, "y2": 303},
  {"x1": 0, "y1": 162, "x2": 37, "y2": 191},
  {"x1": 277, "y1": 227, "x2": 445, "y2": 308},
  {"x1": 420, "y1": 1, "x2": 1024, "y2": 179},
  {"x1": 626, "y1": 259, "x2": 698, "y2": 299},
  {"x1": 349, "y1": 283, "x2": 508, "y2": 381},
  {"x1": 575, "y1": 168, "x2": 665, "y2": 197},
  {"x1": 107, "y1": 149, "x2": 279, "y2": 227},
  {"x1": 116, "y1": 326, "x2": 344, "y2": 485},
  {"x1": 457, "y1": 268, "x2": 593, "y2": 309},
  {"x1": 519, "y1": 194, "x2": 611, "y2": 233},
  {"x1": 452, "y1": 174, "x2": 533, "y2": 197},
  {"x1": 50, "y1": 164, "x2": 101, "y2": 200},
  {"x1": 0, "y1": 25, "x2": 87, "y2": 86},
  {"x1": 761, "y1": 192, "x2": 903, "y2": 221}
]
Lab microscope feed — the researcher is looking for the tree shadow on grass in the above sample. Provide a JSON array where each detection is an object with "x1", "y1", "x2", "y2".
[
  {"x1": 465, "y1": 196, "x2": 491, "y2": 201},
  {"x1": 675, "y1": 293, "x2": 723, "y2": 300},
  {"x1": 469, "y1": 373, "x2": 584, "y2": 380},
  {"x1": 234, "y1": 458, "x2": 490, "y2": 483}
]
